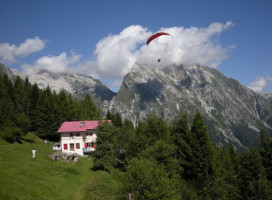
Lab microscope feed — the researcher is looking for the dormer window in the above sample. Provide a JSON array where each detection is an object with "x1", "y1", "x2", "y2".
[{"x1": 80, "y1": 121, "x2": 85, "y2": 127}]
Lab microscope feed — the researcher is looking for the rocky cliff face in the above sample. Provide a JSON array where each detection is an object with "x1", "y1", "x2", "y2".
[{"x1": 107, "y1": 63, "x2": 272, "y2": 151}]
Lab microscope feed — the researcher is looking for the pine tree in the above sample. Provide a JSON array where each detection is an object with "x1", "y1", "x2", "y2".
[
  {"x1": 139, "y1": 139, "x2": 180, "y2": 179},
  {"x1": 188, "y1": 110, "x2": 216, "y2": 198},
  {"x1": 13, "y1": 76, "x2": 25, "y2": 113},
  {"x1": 170, "y1": 112, "x2": 192, "y2": 179},
  {"x1": 260, "y1": 129, "x2": 272, "y2": 182},
  {"x1": 106, "y1": 110, "x2": 113, "y2": 120},
  {"x1": 79, "y1": 94, "x2": 100, "y2": 120},
  {"x1": 92, "y1": 122, "x2": 116, "y2": 171},
  {"x1": 112, "y1": 112, "x2": 123, "y2": 127},
  {"x1": 36, "y1": 88, "x2": 59, "y2": 141},
  {"x1": 211, "y1": 147, "x2": 240, "y2": 200},
  {"x1": 123, "y1": 158, "x2": 180, "y2": 200},
  {"x1": 29, "y1": 83, "x2": 40, "y2": 131},
  {"x1": 114, "y1": 119, "x2": 135, "y2": 168},
  {"x1": 238, "y1": 148, "x2": 272, "y2": 199},
  {"x1": 55, "y1": 90, "x2": 72, "y2": 122}
]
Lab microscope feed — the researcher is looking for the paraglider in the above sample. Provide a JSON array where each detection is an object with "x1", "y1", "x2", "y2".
[
  {"x1": 146, "y1": 32, "x2": 172, "y2": 62},
  {"x1": 146, "y1": 32, "x2": 171, "y2": 45}
]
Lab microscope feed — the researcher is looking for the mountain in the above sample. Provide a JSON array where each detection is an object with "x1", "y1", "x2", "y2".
[
  {"x1": 0, "y1": 63, "x2": 16, "y2": 82},
  {"x1": 11, "y1": 68, "x2": 117, "y2": 107},
  {"x1": 108, "y1": 63, "x2": 272, "y2": 151},
  {"x1": 2, "y1": 62, "x2": 272, "y2": 151},
  {"x1": 264, "y1": 93, "x2": 272, "y2": 103}
]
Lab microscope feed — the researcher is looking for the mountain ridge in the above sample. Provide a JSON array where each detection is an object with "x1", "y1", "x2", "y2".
[
  {"x1": 1, "y1": 62, "x2": 272, "y2": 150},
  {"x1": 10, "y1": 67, "x2": 117, "y2": 107},
  {"x1": 107, "y1": 63, "x2": 272, "y2": 151}
]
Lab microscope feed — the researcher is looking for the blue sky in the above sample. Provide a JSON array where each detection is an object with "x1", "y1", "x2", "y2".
[{"x1": 1, "y1": 0, "x2": 272, "y2": 93}]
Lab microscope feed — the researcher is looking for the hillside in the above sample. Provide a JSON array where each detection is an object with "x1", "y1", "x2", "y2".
[{"x1": 0, "y1": 133, "x2": 121, "y2": 200}]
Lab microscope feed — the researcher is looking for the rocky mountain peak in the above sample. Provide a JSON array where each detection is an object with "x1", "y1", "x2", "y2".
[{"x1": 108, "y1": 63, "x2": 272, "y2": 151}]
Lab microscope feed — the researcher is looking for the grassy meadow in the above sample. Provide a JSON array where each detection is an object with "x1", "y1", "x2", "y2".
[{"x1": 0, "y1": 133, "x2": 122, "y2": 200}]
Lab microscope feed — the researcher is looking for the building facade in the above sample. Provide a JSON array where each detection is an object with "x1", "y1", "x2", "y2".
[{"x1": 57, "y1": 120, "x2": 110, "y2": 156}]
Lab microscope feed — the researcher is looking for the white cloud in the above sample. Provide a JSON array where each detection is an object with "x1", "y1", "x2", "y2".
[
  {"x1": 21, "y1": 52, "x2": 81, "y2": 74},
  {"x1": 0, "y1": 37, "x2": 46, "y2": 63},
  {"x1": 247, "y1": 76, "x2": 272, "y2": 93},
  {"x1": 83, "y1": 22, "x2": 233, "y2": 78},
  {"x1": 20, "y1": 22, "x2": 234, "y2": 80},
  {"x1": 93, "y1": 25, "x2": 151, "y2": 77}
]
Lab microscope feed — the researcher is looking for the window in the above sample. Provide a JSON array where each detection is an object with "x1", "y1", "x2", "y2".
[
  {"x1": 64, "y1": 144, "x2": 68, "y2": 150},
  {"x1": 70, "y1": 143, "x2": 74, "y2": 151},
  {"x1": 85, "y1": 142, "x2": 95, "y2": 148},
  {"x1": 76, "y1": 143, "x2": 80, "y2": 149}
]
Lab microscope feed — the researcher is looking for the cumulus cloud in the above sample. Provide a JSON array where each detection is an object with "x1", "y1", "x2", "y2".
[
  {"x1": 82, "y1": 22, "x2": 234, "y2": 78},
  {"x1": 93, "y1": 25, "x2": 151, "y2": 77},
  {"x1": 21, "y1": 52, "x2": 81, "y2": 74},
  {"x1": 248, "y1": 76, "x2": 272, "y2": 93},
  {"x1": 20, "y1": 22, "x2": 234, "y2": 80},
  {"x1": 0, "y1": 37, "x2": 46, "y2": 62}
]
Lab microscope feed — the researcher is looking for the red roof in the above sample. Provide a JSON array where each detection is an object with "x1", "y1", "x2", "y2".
[{"x1": 57, "y1": 120, "x2": 111, "y2": 133}]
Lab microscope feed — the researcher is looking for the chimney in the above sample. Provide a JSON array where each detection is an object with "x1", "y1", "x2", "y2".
[{"x1": 80, "y1": 121, "x2": 85, "y2": 127}]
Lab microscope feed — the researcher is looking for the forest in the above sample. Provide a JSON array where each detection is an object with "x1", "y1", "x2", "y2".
[{"x1": 1, "y1": 73, "x2": 272, "y2": 199}]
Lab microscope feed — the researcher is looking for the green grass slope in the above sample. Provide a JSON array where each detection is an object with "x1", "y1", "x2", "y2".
[{"x1": 0, "y1": 133, "x2": 121, "y2": 200}]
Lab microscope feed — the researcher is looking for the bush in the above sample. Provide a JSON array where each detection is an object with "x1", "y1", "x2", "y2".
[{"x1": 0, "y1": 126, "x2": 23, "y2": 143}]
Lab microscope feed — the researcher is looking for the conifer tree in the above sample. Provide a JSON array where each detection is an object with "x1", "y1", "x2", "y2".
[
  {"x1": 170, "y1": 112, "x2": 192, "y2": 179},
  {"x1": 123, "y1": 158, "x2": 179, "y2": 200},
  {"x1": 36, "y1": 88, "x2": 59, "y2": 140},
  {"x1": 211, "y1": 147, "x2": 240, "y2": 200},
  {"x1": 112, "y1": 112, "x2": 123, "y2": 127},
  {"x1": 23, "y1": 77, "x2": 32, "y2": 119},
  {"x1": 106, "y1": 110, "x2": 113, "y2": 120},
  {"x1": 188, "y1": 110, "x2": 216, "y2": 198},
  {"x1": 260, "y1": 129, "x2": 272, "y2": 182},
  {"x1": 238, "y1": 148, "x2": 272, "y2": 199},
  {"x1": 13, "y1": 76, "x2": 25, "y2": 113},
  {"x1": 93, "y1": 122, "x2": 116, "y2": 171},
  {"x1": 114, "y1": 119, "x2": 135, "y2": 168},
  {"x1": 55, "y1": 90, "x2": 72, "y2": 122},
  {"x1": 29, "y1": 83, "x2": 40, "y2": 131},
  {"x1": 79, "y1": 94, "x2": 100, "y2": 120}
]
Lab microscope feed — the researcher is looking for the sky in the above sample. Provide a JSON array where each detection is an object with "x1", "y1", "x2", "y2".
[{"x1": 0, "y1": 0, "x2": 272, "y2": 93}]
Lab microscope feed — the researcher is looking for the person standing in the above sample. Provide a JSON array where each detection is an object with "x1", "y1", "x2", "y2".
[{"x1": 32, "y1": 148, "x2": 36, "y2": 160}]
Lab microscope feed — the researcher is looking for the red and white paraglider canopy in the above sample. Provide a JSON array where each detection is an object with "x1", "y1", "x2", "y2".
[{"x1": 146, "y1": 32, "x2": 171, "y2": 45}]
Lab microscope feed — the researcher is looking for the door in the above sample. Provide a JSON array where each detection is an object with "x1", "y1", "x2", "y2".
[{"x1": 70, "y1": 143, "x2": 74, "y2": 151}]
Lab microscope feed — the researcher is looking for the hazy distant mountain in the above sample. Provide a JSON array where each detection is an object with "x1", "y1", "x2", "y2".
[
  {"x1": 107, "y1": 63, "x2": 272, "y2": 151},
  {"x1": 11, "y1": 68, "x2": 117, "y2": 107}
]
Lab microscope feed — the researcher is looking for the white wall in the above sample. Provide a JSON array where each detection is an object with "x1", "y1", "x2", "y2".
[{"x1": 61, "y1": 131, "x2": 97, "y2": 156}]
